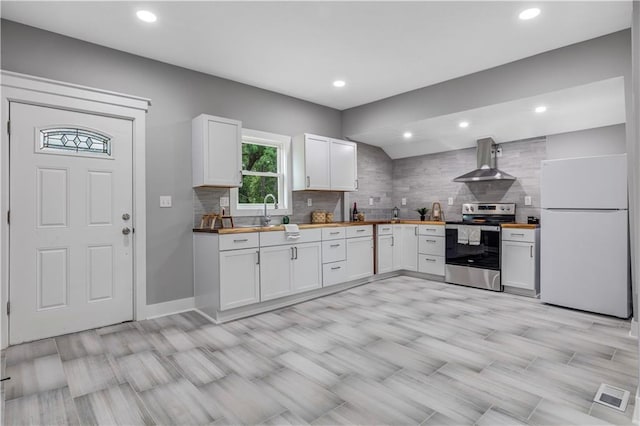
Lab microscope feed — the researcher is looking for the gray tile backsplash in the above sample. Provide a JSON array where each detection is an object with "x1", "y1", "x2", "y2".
[{"x1": 193, "y1": 137, "x2": 546, "y2": 226}]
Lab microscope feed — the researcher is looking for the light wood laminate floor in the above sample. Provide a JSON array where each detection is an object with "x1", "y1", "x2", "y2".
[{"x1": 2, "y1": 276, "x2": 637, "y2": 425}]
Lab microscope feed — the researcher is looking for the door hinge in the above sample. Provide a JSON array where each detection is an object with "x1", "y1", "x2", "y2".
[
  {"x1": 6, "y1": 120, "x2": 10, "y2": 135},
  {"x1": 6, "y1": 301, "x2": 10, "y2": 315}
]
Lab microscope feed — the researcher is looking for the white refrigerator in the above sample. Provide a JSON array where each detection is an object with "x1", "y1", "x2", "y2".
[{"x1": 540, "y1": 154, "x2": 630, "y2": 318}]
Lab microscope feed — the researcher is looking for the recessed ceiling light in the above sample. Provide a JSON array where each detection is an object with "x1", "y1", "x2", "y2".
[
  {"x1": 136, "y1": 10, "x2": 157, "y2": 23},
  {"x1": 458, "y1": 121, "x2": 470, "y2": 128},
  {"x1": 535, "y1": 105, "x2": 547, "y2": 113},
  {"x1": 519, "y1": 8, "x2": 540, "y2": 20},
  {"x1": 333, "y1": 80, "x2": 346, "y2": 88},
  {"x1": 403, "y1": 132, "x2": 413, "y2": 139}
]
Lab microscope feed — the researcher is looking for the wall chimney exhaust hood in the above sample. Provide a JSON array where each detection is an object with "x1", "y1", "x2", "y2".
[{"x1": 453, "y1": 137, "x2": 516, "y2": 182}]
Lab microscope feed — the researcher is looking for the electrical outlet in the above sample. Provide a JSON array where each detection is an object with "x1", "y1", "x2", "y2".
[
  {"x1": 496, "y1": 146, "x2": 503, "y2": 157},
  {"x1": 524, "y1": 196, "x2": 532, "y2": 206},
  {"x1": 219, "y1": 197, "x2": 230, "y2": 207},
  {"x1": 307, "y1": 198, "x2": 312, "y2": 207},
  {"x1": 369, "y1": 197, "x2": 374, "y2": 206},
  {"x1": 159, "y1": 196, "x2": 172, "y2": 208},
  {"x1": 401, "y1": 198, "x2": 407, "y2": 206},
  {"x1": 448, "y1": 197, "x2": 454, "y2": 206}
]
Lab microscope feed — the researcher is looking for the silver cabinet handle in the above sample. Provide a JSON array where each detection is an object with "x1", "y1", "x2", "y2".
[
  {"x1": 306, "y1": 176, "x2": 310, "y2": 188},
  {"x1": 122, "y1": 227, "x2": 131, "y2": 235},
  {"x1": 256, "y1": 251, "x2": 260, "y2": 265},
  {"x1": 331, "y1": 266, "x2": 341, "y2": 270},
  {"x1": 294, "y1": 246, "x2": 298, "y2": 259},
  {"x1": 330, "y1": 231, "x2": 340, "y2": 235},
  {"x1": 530, "y1": 245, "x2": 533, "y2": 258},
  {"x1": 426, "y1": 228, "x2": 436, "y2": 232},
  {"x1": 382, "y1": 227, "x2": 390, "y2": 231},
  {"x1": 391, "y1": 236, "x2": 394, "y2": 246},
  {"x1": 511, "y1": 233, "x2": 525, "y2": 237},
  {"x1": 355, "y1": 179, "x2": 358, "y2": 189},
  {"x1": 330, "y1": 244, "x2": 340, "y2": 248},
  {"x1": 426, "y1": 239, "x2": 437, "y2": 243},
  {"x1": 425, "y1": 258, "x2": 436, "y2": 262},
  {"x1": 415, "y1": 227, "x2": 418, "y2": 236},
  {"x1": 356, "y1": 229, "x2": 365, "y2": 232},
  {"x1": 291, "y1": 247, "x2": 295, "y2": 260},
  {"x1": 234, "y1": 238, "x2": 248, "y2": 243},
  {"x1": 122, "y1": 213, "x2": 130, "y2": 221}
]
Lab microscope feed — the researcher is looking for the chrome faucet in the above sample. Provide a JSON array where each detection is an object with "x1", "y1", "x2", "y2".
[{"x1": 263, "y1": 194, "x2": 278, "y2": 226}]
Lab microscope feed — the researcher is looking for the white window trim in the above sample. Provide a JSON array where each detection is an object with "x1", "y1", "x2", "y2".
[{"x1": 230, "y1": 128, "x2": 292, "y2": 217}]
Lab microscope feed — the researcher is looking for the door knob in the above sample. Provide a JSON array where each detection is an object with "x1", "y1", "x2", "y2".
[
  {"x1": 122, "y1": 213, "x2": 131, "y2": 221},
  {"x1": 122, "y1": 227, "x2": 131, "y2": 235}
]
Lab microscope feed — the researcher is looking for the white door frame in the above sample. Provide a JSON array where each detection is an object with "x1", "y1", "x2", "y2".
[{"x1": 0, "y1": 71, "x2": 150, "y2": 349}]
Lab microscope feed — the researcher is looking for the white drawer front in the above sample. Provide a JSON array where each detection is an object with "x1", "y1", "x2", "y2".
[
  {"x1": 322, "y1": 240, "x2": 347, "y2": 263},
  {"x1": 377, "y1": 224, "x2": 393, "y2": 235},
  {"x1": 418, "y1": 254, "x2": 445, "y2": 276},
  {"x1": 502, "y1": 228, "x2": 535, "y2": 243},
  {"x1": 346, "y1": 225, "x2": 373, "y2": 238},
  {"x1": 323, "y1": 261, "x2": 348, "y2": 286},
  {"x1": 322, "y1": 227, "x2": 346, "y2": 240},
  {"x1": 260, "y1": 229, "x2": 322, "y2": 247},
  {"x1": 418, "y1": 235, "x2": 445, "y2": 256},
  {"x1": 219, "y1": 233, "x2": 259, "y2": 250},
  {"x1": 418, "y1": 225, "x2": 445, "y2": 236}
]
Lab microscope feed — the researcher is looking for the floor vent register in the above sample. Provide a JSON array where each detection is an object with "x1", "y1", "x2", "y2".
[{"x1": 593, "y1": 383, "x2": 630, "y2": 412}]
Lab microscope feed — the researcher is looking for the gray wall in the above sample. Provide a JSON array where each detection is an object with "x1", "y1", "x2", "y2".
[
  {"x1": 546, "y1": 124, "x2": 627, "y2": 160},
  {"x1": 0, "y1": 20, "x2": 342, "y2": 304},
  {"x1": 342, "y1": 30, "x2": 631, "y2": 138}
]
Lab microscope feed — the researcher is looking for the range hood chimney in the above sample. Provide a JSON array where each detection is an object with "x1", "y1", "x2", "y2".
[{"x1": 453, "y1": 137, "x2": 516, "y2": 182}]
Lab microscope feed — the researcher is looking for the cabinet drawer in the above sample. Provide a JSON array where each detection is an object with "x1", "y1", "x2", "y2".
[
  {"x1": 322, "y1": 240, "x2": 346, "y2": 263},
  {"x1": 346, "y1": 225, "x2": 373, "y2": 238},
  {"x1": 418, "y1": 254, "x2": 445, "y2": 276},
  {"x1": 322, "y1": 227, "x2": 346, "y2": 240},
  {"x1": 418, "y1": 235, "x2": 444, "y2": 256},
  {"x1": 260, "y1": 229, "x2": 322, "y2": 247},
  {"x1": 418, "y1": 225, "x2": 445, "y2": 237},
  {"x1": 377, "y1": 224, "x2": 394, "y2": 235},
  {"x1": 323, "y1": 261, "x2": 348, "y2": 286},
  {"x1": 219, "y1": 233, "x2": 259, "y2": 250},
  {"x1": 502, "y1": 228, "x2": 535, "y2": 243}
]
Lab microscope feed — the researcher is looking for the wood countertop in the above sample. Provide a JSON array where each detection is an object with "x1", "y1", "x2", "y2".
[
  {"x1": 501, "y1": 223, "x2": 540, "y2": 229},
  {"x1": 193, "y1": 220, "x2": 445, "y2": 234}
]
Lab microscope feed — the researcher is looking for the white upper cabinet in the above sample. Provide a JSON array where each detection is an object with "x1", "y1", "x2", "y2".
[
  {"x1": 192, "y1": 114, "x2": 242, "y2": 187},
  {"x1": 330, "y1": 139, "x2": 358, "y2": 191},
  {"x1": 292, "y1": 133, "x2": 357, "y2": 191}
]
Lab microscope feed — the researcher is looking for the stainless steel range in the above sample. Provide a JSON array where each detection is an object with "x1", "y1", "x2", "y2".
[{"x1": 445, "y1": 203, "x2": 516, "y2": 291}]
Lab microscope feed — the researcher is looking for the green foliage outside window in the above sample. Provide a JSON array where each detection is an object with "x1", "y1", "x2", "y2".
[{"x1": 239, "y1": 143, "x2": 280, "y2": 204}]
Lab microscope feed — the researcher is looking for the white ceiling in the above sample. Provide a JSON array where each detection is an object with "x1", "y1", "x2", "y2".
[
  {"x1": 0, "y1": 1, "x2": 632, "y2": 111},
  {"x1": 354, "y1": 77, "x2": 627, "y2": 159}
]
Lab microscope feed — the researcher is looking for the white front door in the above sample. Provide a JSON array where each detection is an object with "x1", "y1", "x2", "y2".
[{"x1": 9, "y1": 102, "x2": 134, "y2": 344}]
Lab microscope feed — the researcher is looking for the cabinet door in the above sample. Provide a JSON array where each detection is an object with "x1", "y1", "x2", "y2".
[
  {"x1": 292, "y1": 242, "x2": 322, "y2": 293},
  {"x1": 347, "y1": 237, "x2": 373, "y2": 280},
  {"x1": 502, "y1": 241, "x2": 535, "y2": 290},
  {"x1": 392, "y1": 226, "x2": 403, "y2": 271},
  {"x1": 219, "y1": 248, "x2": 260, "y2": 310},
  {"x1": 193, "y1": 115, "x2": 242, "y2": 187},
  {"x1": 260, "y1": 245, "x2": 293, "y2": 301},
  {"x1": 304, "y1": 136, "x2": 331, "y2": 190},
  {"x1": 377, "y1": 234, "x2": 394, "y2": 274},
  {"x1": 400, "y1": 225, "x2": 418, "y2": 271},
  {"x1": 330, "y1": 140, "x2": 357, "y2": 191}
]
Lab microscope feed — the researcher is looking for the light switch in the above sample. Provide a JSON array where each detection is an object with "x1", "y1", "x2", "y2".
[
  {"x1": 220, "y1": 197, "x2": 230, "y2": 207},
  {"x1": 369, "y1": 197, "x2": 374, "y2": 206},
  {"x1": 448, "y1": 197, "x2": 454, "y2": 206},
  {"x1": 159, "y1": 196, "x2": 172, "y2": 208},
  {"x1": 524, "y1": 196, "x2": 532, "y2": 206},
  {"x1": 401, "y1": 198, "x2": 407, "y2": 206},
  {"x1": 307, "y1": 198, "x2": 312, "y2": 207}
]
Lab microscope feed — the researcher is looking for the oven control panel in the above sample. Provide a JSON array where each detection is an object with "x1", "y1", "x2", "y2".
[{"x1": 462, "y1": 203, "x2": 516, "y2": 215}]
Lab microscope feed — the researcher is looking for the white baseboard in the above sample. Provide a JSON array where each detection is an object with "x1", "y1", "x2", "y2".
[
  {"x1": 631, "y1": 318, "x2": 638, "y2": 338},
  {"x1": 633, "y1": 389, "x2": 639, "y2": 424},
  {"x1": 145, "y1": 297, "x2": 195, "y2": 319}
]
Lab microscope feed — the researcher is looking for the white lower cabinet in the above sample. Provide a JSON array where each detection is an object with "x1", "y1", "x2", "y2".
[
  {"x1": 347, "y1": 235, "x2": 374, "y2": 280},
  {"x1": 219, "y1": 248, "x2": 260, "y2": 310},
  {"x1": 323, "y1": 261, "x2": 348, "y2": 286},
  {"x1": 377, "y1": 234, "x2": 394, "y2": 274},
  {"x1": 399, "y1": 225, "x2": 418, "y2": 272},
  {"x1": 417, "y1": 225, "x2": 445, "y2": 276},
  {"x1": 501, "y1": 228, "x2": 540, "y2": 295},
  {"x1": 261, "y1": 242, "x2": 322, "y2": 301},
  {"x1": 418, "y1": 254, "x2": 445, "y2": 275}
]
